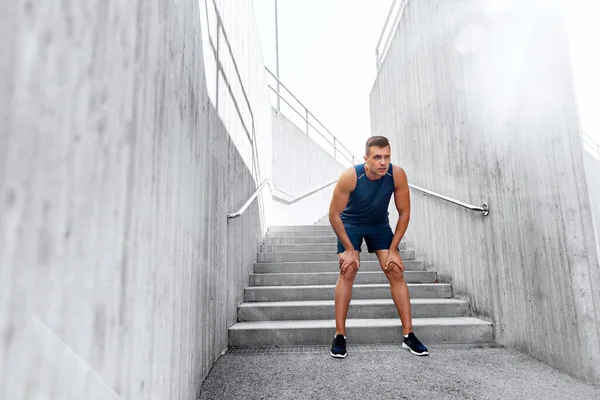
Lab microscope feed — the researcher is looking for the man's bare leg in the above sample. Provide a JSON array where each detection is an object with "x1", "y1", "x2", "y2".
[
  {"x1": 375, "y1": 249, "x2": 413, "y2": 335},
  {"x1": 334, "y1": 253, "x2": 360, "y2": 335}
]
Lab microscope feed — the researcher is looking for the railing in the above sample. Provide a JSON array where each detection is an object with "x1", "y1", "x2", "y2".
[
  {"x1": 204, "y1": 0, "x2": 262, "y2": 183},
  {"x1": 375, "y1": 0, "x2": 409, "y2": 70},
  {"x1": 226, "y1": 179, "x2": 270, "y2": 220},
  {"x1": 227, "y1": 178, "x2": 338, "y2": 220},
  {"x1": 270, "y1": 179, "x2": 338, "y2": 205},
  {"x1": 583, "y1": 131, "x2": 600, "y2": 160},
  {"x1": 265, "y1": 67, "x2": 360, "y2": 166},
  {"x1": 409, "y1": 184, "x2": 489, "y2": 216},
  {"x1": 228, "y1": 177, "x2": 490, "y2": 220}
]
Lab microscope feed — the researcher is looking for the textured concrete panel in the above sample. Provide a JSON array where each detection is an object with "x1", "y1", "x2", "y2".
[
  {"x1": 583, "y1": 152, "x2": 600, "y2": 266},
  {"x1": 0, "y1": 0, "x2": 269, "y2": 398},
  {"x1": 370, "y1": 0, "x2": 600, "y2": 383}
]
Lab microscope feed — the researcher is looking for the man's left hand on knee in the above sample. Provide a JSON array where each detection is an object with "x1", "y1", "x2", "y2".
[{"x1": 384, "y1": 249, "x2": 404, "y2": 272}]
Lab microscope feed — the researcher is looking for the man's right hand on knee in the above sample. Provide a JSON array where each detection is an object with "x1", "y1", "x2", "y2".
[{"x1": 339, "y1": 250, "x2": 360, "y2": 275}]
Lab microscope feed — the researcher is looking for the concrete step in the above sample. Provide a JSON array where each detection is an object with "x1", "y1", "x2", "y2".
[
  {"x1": 260, "y1": 243, "x2": 408, "y2": 252},
  {"x1": 244, "y1": 283, "x2": 452, "y2": 302},
  {"x1": 249, "y1": 271, "x2": 436, "y2": 286},
  {"x1": 228, "y1": 317, "x2": 494, "y2": 347},
  {"x1": 257, "y1": 250, "x2": 416, "y2": 263},
  {"x1": 314, "y1": 217, "x2": 330, "y2": 225},
  {"x1": 266, "y1": 230, "x2": 337, "y2": 238},
  {"x1": 254, "y1": 260, "x2": 426, "y2": 273},
  {"x1": 238, "y1": 298, "x2": 471, "y2": 321},
  {"x1": 263, "y1": 236, "x2": 338, "y2": 244},
  {"x1": 268, "y1": 225, "x2": 334, "y2": 233}
]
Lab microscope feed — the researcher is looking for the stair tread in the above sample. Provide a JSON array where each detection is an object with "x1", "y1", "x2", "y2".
[
  {"x1": 256, "y1": 260, "x2": 423, "y2": 265},
  {"x1": 235, "y1": 226, "x2": 493, "y2": 346},
  {"x1": 268, "y1": 226, "x2": 333, "y2": 230},
  {"x1": 239, "y1": 298, "x2": 469, "y2": 308},
  {"x1": 250, "y1": 271, "x2": 434, "y2": 276},
  {"x1": 230, "y1": 317, "x2": 492, "y2": 330},
  {"x1": 246, "y1": 283, "x2": 450, "y2": 290},
  {"x1": 260, "y1": 250, "x2": 413, "y2": 254}
]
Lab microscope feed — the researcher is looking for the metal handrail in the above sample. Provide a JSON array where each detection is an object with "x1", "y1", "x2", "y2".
[
  {"x1": 375, "y1": 0, "x2": 408, "y2": 70},
  {"x1": 266, "y1": 68, "x2": 309, "y2": 118},
  {"x1": 267, "y1": 85, "x2": 355, "y2": 165},
  {"x1": 227, "y1": 179, "x2": 270, "y2": 220},
  {"x1": 205, "y1": 0, "x2": 262, "y2": 182},
  {"x1": 228, "y1": 176, "x2": 489, "y2": 220},
  {"x1": 266, "y1": 70, "x2": 356, "y2": 159},
  {"x1": 227, "y1": 178, "x2": 339, "y2": 220},
  {"x1": 409, "y1": 183, "x2": 489, "y2": 216},
  {"x1": 270, "y1": 179, "x2": 338, "y2": 205},
  {"x1": 265, "y1": 67, "x2": 360, "y2": 166},
  {"x1": 583, "y1": 131, "x2": 600, "y2": 158}
]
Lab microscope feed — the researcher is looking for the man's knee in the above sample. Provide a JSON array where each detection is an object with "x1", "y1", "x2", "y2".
[
  {"x1": 340, "y1": 263, "x2": 359, "y2": 279},
  {"x1": 382, "y1": 264, "x2": 404, "y2": 281}
]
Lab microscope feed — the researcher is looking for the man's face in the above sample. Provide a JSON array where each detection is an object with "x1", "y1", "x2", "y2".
[{"x1": 364, "y1": 145, "x2": 391, "y2": 177}]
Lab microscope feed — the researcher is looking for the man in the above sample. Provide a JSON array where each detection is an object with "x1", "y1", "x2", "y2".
[{"x1": 328, "y1": 136, "x2": 428, "y2": 358}]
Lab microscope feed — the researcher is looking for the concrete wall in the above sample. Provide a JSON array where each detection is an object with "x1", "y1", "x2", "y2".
[
  {"x1": 201, "y1": 0, "x2": 273, "y2": 199},
  {"x1": 0, "y1": 0, "x2": 270, "y2": 398},
  {"x1": 584, "y1": 152, "x2": 600, "y2": 266},
  {"x1": 370, "y1": 0, "x2": 600, "y2": 383},
  {"x1": 271, "y1": 109, "x2": 346, "y2": 225}
]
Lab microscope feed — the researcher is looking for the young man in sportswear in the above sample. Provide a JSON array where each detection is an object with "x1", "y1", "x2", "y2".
[{"x1": 328, "y1": 136, "x2": 428, "y2": 358}]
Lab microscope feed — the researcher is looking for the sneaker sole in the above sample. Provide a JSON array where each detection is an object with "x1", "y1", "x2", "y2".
[
  {"x1": 402, "y1": 343, "x2": 429, "y2": 356},
  {"x1": 329, "y1": 351, "x2": 347, "y2": 359}
]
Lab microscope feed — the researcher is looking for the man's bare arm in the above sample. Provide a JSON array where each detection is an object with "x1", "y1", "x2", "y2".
[
  {"x1": 390, "y1": 165, "x2": 411, "y2": 251},
  {"x1": 329, "y1": 168, "x2": 356, "y2": 251}
]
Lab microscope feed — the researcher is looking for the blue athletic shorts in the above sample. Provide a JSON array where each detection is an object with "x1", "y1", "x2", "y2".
[{"x1": 336, "y1": 223, "x2": 394, "y2": 254}]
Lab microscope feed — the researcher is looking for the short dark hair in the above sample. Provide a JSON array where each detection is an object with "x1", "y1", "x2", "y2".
[{"x1": 365, "y1": 136, "x2": 390, "y2": 156}]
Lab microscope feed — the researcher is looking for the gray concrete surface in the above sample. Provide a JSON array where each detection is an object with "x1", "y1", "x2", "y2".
[
  {"x1": 268, "y1": 225, "x2": 335, "y2": 232},
  {"x1": 229, "y1": 318, "x2": 493, "y2": 347},
  {"x1": 253, "y1": 260, "x2": 426, "y2": 273},
  {"x1": 238, "y1": 298, "x2": 470, "y2": 321},
  {"x1": 0, "y1": 0, "x2": 271, "y2": 398},
  {"x1": 370, "y1": 0, "x2": 600, "y2": 384},
  {"x1": 271, "y1": 109, "x2": 346, "y2": 225},
  {"x1": 199, "y1": 345, "x2": 600, "y2": 399},
  {"x1": 244, "y1": 283, "x2": 452, "y2": 302},
  {"x1": 583, "y1": 152, "x2": 600, "y2": 268},
  {"x1": 257, "y1": 250, "x2": 415, "y2": 262},
  {"x1": 248, "y1": 270, "x2": 435, "y2": 285},
  {"x1": 229, "y1": 225, "x2": 492, "y2": 349}
]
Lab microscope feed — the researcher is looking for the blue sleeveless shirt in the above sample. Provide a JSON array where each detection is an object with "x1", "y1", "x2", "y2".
[{"x1": 340, "y1": 164, "x2": 395, "y2": 226}]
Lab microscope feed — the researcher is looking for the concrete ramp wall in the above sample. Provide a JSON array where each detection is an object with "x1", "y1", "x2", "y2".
[
  {"x1": 271, "y1": 109, "x2": 346, "y2": 225},
  {"x1": 0, "y1": 0, "x2": 270, "y2": 398},
  {"x1": 370, "y1": 0, "x2": 600, "y2": 383},
  {"x1": 584, "y1": 153, "x2": 600, "y2": 267}
]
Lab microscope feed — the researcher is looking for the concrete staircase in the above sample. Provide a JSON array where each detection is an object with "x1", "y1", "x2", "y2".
[{"x1": 228, "y1": 225, "x2": 493, "y2": 347}]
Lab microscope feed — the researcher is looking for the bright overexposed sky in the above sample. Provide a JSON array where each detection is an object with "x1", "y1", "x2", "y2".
[
  {"x1": 565, "y1": 0, "x2": 600, "y2": 148},
  {"x1": 253, "y1": 0, "x2": 600, "y2": 160},
  {"x1": 253, "y1": 0, "x2": 391, "y2": 160}
]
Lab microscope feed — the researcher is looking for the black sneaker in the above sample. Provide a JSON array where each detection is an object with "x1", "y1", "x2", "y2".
[
  {"x1": 402, "y1": 332, "x2": 429, "y2": 356},
  {"x1": 330, "y1": 334, "x2": 347, "y2": 358}
]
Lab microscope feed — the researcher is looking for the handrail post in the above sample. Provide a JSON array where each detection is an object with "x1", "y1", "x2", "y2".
[
  {"x1": 227, "y1": 178, "x2": 269, "y2": 221},
  {"x1": 334, "y1": 137, "x2": 337, "y2": 160},
  {"x1": 274, "y1": 0, "x2": 281, "y2": 111},
  {"x1": 265, "y1": 67, "x2": 361, "y2": 165},
  {"x1": 305, "y1": 108, "x2": 309, "y2": 136}
]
